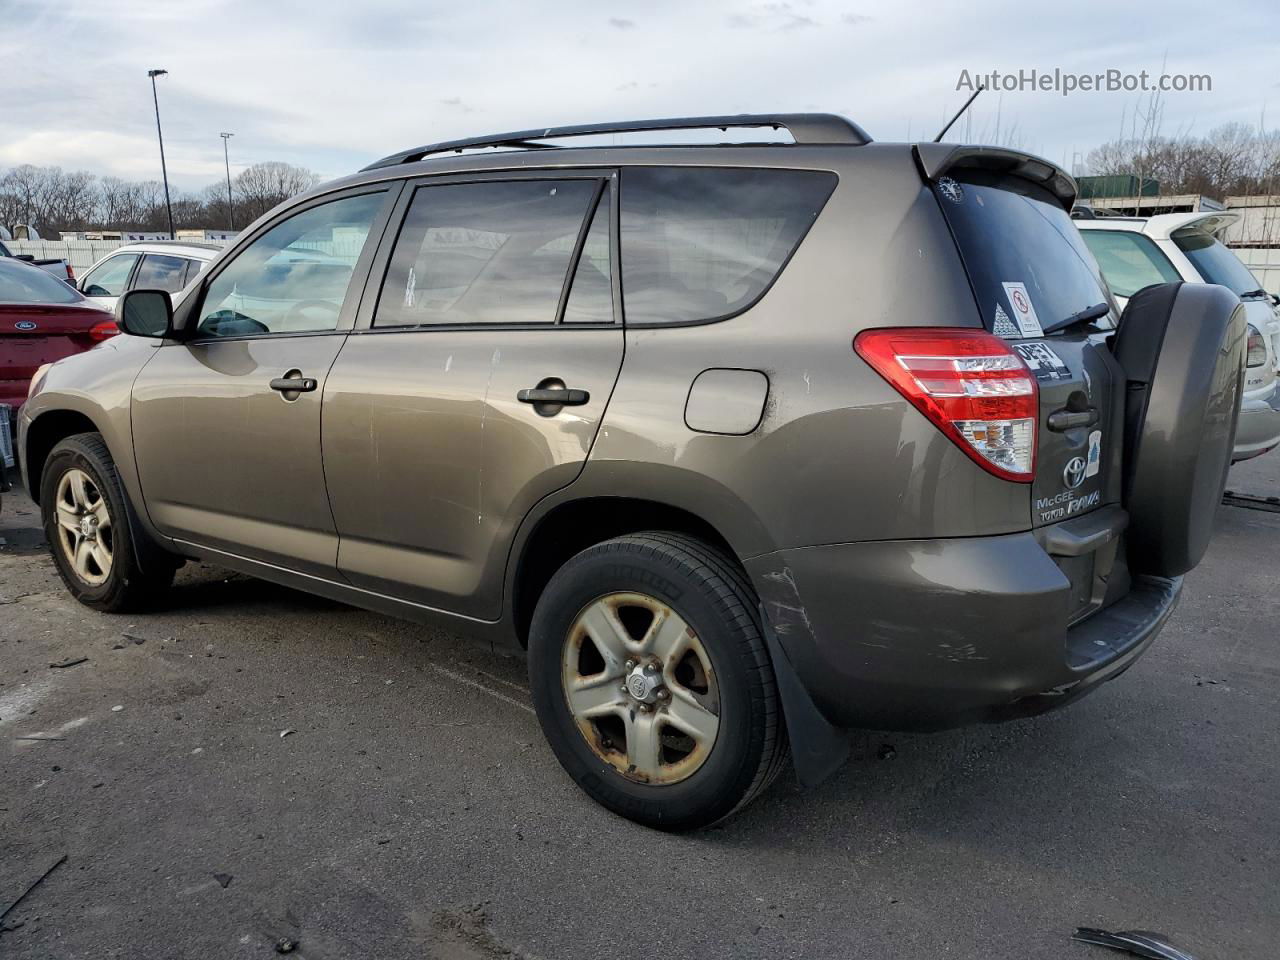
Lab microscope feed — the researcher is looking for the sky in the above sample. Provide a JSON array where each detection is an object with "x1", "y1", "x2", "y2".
[{"x1": 2, "y1": 0, "x2": 1277, "y2": 192}]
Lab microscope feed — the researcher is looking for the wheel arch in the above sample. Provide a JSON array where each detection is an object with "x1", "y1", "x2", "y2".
[
  {"x1": 23, "y1": 409, "x2": 102, "y2": 505},
  {"x1": 509, "y1": 495, "x2": 743, "y2": 650}
]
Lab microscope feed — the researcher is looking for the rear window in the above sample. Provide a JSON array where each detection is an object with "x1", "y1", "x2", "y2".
[
  {"x1": 619, "y1": 167, "x2": 836, "y2": 325},
  {"x1": 934, "y1": 171, "x2": 1116, "y2": 337},
  {"x1": 1172, "y1": 232, "x2": 1262, "y2": 297},
  {"x1": 0, "y1": 260, "x2": 80, "y2": 304},
  {"x1": 1080, "y1": 230, "x2": 1182, "y2": 298}
]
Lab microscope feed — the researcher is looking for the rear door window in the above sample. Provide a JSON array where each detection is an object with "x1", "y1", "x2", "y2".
[
  {"x1": 134, "y1": 253, "x2": 190, "y2": 293},
  {"x1": 1080, "y1": 230, "x2": 1181, "y2": 298},
  {"x1": 934, "y1": 171, "x2": 1117, "y2": 336},
  {"x1": 374, "y1": 179, "x2": 600, "y2": 327},
  {"x1": 619, "y1": 167, "x2": 837, "y2": 325}
]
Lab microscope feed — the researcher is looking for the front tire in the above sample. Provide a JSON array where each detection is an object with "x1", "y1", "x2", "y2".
[
  {"x1": 40, "y1": 433, "x2": 175, "y2": 612},
  {"x1": 528, "y1": 532, "x2": 788, "y2": 831}
]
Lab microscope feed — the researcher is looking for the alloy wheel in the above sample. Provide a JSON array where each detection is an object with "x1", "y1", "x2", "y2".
[
  {"x1": 561, "y1": 592, "x2": 721, "y2": 785},
  {"x1": 53, "y1": 468, "x2": 114, "y2": 586}
]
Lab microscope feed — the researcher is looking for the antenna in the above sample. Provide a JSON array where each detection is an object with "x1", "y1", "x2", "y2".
[{"x1": 933, "y1": 84, "x2": 985, "y2": 143}]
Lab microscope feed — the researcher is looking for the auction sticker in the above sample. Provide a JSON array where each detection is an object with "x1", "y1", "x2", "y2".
[
  {"x1": 1013, "y1": 341, "x2": 1071, "y2": 382},
  {"x1": 1001, "y1": 281, "x2": 1043, "y2": 337}
]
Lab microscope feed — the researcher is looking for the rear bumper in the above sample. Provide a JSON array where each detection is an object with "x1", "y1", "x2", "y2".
[
  {"x1": 746, "y1": 523, "x2": 1180, "y2": 731},
  {"x1": 1232, "y1": 384, "x2": 1280, "y2": 462}
]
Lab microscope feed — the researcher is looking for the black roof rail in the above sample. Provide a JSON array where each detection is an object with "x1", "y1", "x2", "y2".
[{"x1": 362, "y1": 113, "x2": 872, "y2": 170}]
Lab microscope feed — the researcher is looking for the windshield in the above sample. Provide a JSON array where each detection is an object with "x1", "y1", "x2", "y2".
[
  {"x1": 934, "y1": 170, "x2": 1117, "y2": 337},
  {"x1": 1080, "y1": 230, "x2": 1182, "y2": 298},
  {"x1": 1173, "y1": 231, "x2": 1263, "y2": 296},
  {"x1": 0, "y1": 260, "x2": 81, "y2": 304}
]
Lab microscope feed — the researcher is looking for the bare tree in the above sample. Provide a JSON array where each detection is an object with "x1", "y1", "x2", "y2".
[
  {"x1": 1, "y1": 160, "x2": 322, "y2": 234},
  {"x1": 1084, "y1": 123, "x2": 1280, "y2": 201},
  {"x1": 233, "y1": 162, "x2": 320, "y2": 224}
]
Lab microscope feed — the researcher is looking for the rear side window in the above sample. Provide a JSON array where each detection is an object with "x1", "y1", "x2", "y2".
[
  {"x1": 935, "y1": 171, "x2": 1116, "y2": 337},
  {"x1": 375, "y1": 179, "x2": 601, "y2": 327},
  {"x1": 1173, "y1": 232, "x2": 1262, "y2": 296},
  {"x1": 134, "y1": 254, "x2": 190, "y2": 293},
  {"x1": 1080, "y1": 230, "x2": 1181, "y2": 298},
  {"x1": 619, "y1": 167, "x2": 837, "y2": 325}
]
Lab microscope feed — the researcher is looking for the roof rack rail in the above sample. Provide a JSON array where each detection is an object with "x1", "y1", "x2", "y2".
[{"x1": 362, "y1": 113, "x2": 872, "y2": 170}]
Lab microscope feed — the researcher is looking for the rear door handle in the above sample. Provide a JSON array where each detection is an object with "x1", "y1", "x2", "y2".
[
  {"x1": 517, "y1": 387, "x2": 590, "y2": 405},
  {"x1": 269, "y1": 377, "x2": 317, "y2": 393},
  {"x1": 1047, "y1": 407, "x2": 1098, "y2": 432}
]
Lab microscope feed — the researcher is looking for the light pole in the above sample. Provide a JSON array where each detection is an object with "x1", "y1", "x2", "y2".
[
  {"x1": 220, "y1": 132, "x2": 235, "y2": 231},
  {"x1": 147, "y1": 69, "x2": 175, "y2": 239}
]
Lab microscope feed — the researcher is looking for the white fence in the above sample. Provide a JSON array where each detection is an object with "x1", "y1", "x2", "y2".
[
  {"x1": 1234, "y1": 248, "x2": 1280, "y2": 297},
  {"x1": 3, "y1": 239, "x2": 228, "y2": 272}
]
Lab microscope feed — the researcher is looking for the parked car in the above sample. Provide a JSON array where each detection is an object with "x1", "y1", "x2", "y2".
[
  {"x1": 77, "y1": 240, "x2": 222, "y2": 312},
  {"x1": 0, "y1": 237, "x2": 75, "y2": 285},
  {"x1": 1, "y1": 256, "x2": 117, "y2": 412},
  {"x1": 1077, "y1": 213, "x2": 1280, "y2": 461},
  {"x1": 18, "y1": 116, "x2": 1247, "y2": 830}
]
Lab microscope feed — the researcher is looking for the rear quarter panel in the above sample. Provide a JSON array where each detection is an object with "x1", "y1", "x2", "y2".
[{"x1": 580, "y1": 144, "x2": 1032, "y2": 558}]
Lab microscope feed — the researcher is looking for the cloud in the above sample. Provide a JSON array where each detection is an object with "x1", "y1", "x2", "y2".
[{"x1": 0, "y1": 0, "x2": 1268, "y2": 188}]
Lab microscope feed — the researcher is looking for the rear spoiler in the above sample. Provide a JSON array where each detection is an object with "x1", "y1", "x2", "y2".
[
  {"x1": 1167, "y1": 212, "x2": 1239, "y2": 240},
  {"x1": 913, "y1": 144, "x2": 1077, "y2": 211}
]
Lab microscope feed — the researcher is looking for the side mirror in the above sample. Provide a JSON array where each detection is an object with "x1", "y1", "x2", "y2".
[{"x1": 116, "y1": 289, "x2": 174, "y2": 338}]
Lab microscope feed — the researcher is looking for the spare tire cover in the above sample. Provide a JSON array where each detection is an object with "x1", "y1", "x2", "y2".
[{"x1": 1112, "y1": 282, "x2": 1246, "y2": 578}]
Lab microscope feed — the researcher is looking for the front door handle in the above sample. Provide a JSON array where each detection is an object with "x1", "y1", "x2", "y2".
[
  {"x1": 517, "y1": 387, "x2": 590, "y2": 406},
  {"x1": 270, "y1": 376, "x2": 318, "y2": 393}
]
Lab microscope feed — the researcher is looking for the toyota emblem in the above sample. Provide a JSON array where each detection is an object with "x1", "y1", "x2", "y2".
[{"x1": 1063, "y1": 456, "x2": 1087, "y2": 490}]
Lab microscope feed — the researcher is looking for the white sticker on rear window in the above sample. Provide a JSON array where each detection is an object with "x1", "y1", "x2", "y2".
[
  {"x1": 992, "y1": 303, "x2": 1019, "y2": 339},
  {"x1": 1001, "y1": 281, "x2": 1043, "y2": 337},
  {"x1": 1086, "y1": 429, "x2": 1102, "y2": 477}
]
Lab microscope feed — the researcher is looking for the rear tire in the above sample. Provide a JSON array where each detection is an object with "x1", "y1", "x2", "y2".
[
  {"x1": 40, "y1": 433, "x2": 176, "y2": 612},
  {"x1": 528, "y1": 532, "x2": 788, "y2": 831}
]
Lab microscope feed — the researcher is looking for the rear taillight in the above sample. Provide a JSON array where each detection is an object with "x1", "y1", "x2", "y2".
[
  {"x1": 65, "y1": 263, "x2": 76, "y2": 282},
  {"x1": 1246, "y1": 324, "x2": 1267, "y2": 368},
  {"x1": 854, "y1": 328, "x2": 1038, "y2": 482},
  {"x1": 88, "y1": 320, "x2": 120, "y2": 342}
]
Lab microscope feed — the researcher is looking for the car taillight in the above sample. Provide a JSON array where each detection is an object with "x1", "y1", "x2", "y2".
[
  {"x1": 854, "y1": 328, "x2": 1038, "y2": 482},
  {"x1": 1246, "y1": 324, "x2": 1267, "y2": 368},
  {"x1": 65, "y1": 263, "x2": 76, "y2": 282},
  {"x1": 88, "y1": 320, "x2": 120, "y2": 342}
]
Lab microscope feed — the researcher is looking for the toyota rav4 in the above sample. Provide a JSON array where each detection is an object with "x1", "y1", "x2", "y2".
[{"x1": 18, "y1": 115, "x2": 1246, "y2": 830}]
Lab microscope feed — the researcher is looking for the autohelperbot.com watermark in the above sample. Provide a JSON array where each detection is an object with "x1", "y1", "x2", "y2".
[{"x1": 956, "y1": 68, "x2": 1211, "y2": 96}]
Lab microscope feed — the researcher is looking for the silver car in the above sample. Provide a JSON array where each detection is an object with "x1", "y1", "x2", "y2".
[
  {"x1": 1077, "y1": 212, "x2": 1280, "y2": 462},
  {"x1": 77, "y1": 240, "x2": 222, "y2": 313}
]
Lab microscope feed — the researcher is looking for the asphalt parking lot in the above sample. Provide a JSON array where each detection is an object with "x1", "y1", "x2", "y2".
[{"x1": 2, "y1": 461, "x2": 1278, "y2": 960}]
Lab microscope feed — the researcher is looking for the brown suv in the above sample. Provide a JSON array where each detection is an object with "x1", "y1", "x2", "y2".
[{"x1": 18, "y1": 116, "x2": 1246, "y2": 830}]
